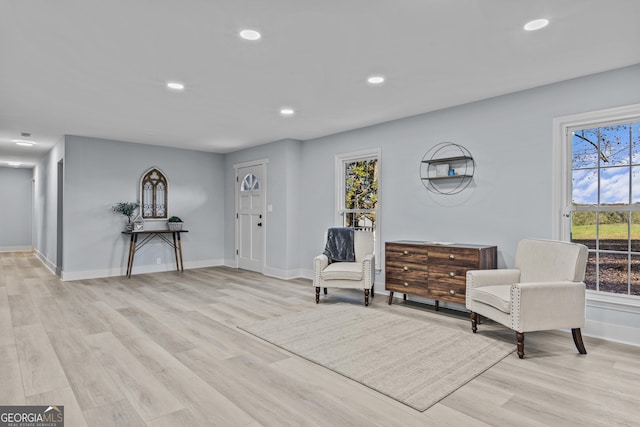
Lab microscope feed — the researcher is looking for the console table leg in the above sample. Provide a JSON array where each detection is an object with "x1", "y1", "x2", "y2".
[
  {"x1": 172, "y1": 232, "x2": 180, "y2": 271},
  {"x1": 126, "y1": 234, "x2": 138, "y2": 278}
]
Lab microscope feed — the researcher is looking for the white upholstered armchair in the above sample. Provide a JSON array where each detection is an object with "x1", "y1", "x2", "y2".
[
  {"x1": 313, "y1": 229, "x2": 375, "y2": 306},
  {"x1": 466, "y1": 238, "x2": 589, "y2": 359}
]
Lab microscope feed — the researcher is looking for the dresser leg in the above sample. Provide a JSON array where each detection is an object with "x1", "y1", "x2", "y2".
[
  {"x1": 403, "y1": 294, "x2": 407, "y2": 301},
  {"x1": 387, "y1": 291, "x2": 394, "y2": 305},
  {"x1": 435, "y1": 300, "x2": 440, "y2": 311}
]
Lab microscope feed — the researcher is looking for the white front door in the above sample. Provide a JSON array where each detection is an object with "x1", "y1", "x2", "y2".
[{"x1": 236, "y1": 163, "x2": 265, "y2": 272}]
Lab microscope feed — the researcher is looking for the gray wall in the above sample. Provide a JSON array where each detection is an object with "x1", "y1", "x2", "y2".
[
  {"x1": 61, "y1": 136, "x2": 225, "y2": 279},
  {"x1": 33, "y1": 139, "x2": 64, "y2": 272},
  {"x1": 0, "y1": 166, "x2": 33, "y2": 251}
]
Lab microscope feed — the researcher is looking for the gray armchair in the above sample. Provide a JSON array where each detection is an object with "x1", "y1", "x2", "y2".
[
  {"x1": 466, "y1": 238, "x2": 589, "y2": 358},
  {"x1": 313, "y1": 229, "x2": 375, "y2": 306}
]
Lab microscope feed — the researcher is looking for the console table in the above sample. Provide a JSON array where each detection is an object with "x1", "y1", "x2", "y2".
[
  {"x1": 122, "y1": 229, "x2": 188, "y2": 278},
  {"x1": 385, "y1": 241, "x2": 497, "y2": 309}
]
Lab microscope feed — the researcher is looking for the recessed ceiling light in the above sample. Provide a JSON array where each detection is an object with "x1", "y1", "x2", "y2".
[
  {"x1": 280, "y1": 108, "x2": 295, "y2": 116},
  {"x1": 7, "y1": 161, "x2": 21, "y2": 167},
  {"x1": 524, "y1": 19, "x2": 549, "y2": 31},
  {"x1": 240, "y1": 29, "x2": 261, "y2": 41},
  {"x1": 166, "y1": 82, "x2": 185, "y2": 90},
  {"x1": 367, "y1": 75, "x2": 385, "y2": 85},
  {"x1": 13, "y1": 139, "x2": 35, "y2": 147}
]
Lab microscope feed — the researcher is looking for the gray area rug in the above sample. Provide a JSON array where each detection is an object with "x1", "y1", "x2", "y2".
[{"x1": 239, "y1": 304, "x2": 513, "y2": 411}]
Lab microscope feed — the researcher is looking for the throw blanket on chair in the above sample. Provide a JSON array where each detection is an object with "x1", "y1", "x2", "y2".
[{"x1": 323, "y1": 227, "x2": 355, "y2": 264}]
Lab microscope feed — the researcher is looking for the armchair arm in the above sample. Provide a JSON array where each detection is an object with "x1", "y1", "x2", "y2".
[
  {"x1": 466, "y1": 269, "x2": 521, "y2": 289},
  {"x1": 511, "y1": 281, "x2": 586, "y2": 332},
  {"x1": 313, "y1": 254, "x2": 329, "y2": 286}
]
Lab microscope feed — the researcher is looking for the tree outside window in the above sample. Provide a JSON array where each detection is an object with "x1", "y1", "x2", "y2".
[
  {"x1": 343, "y1": 158, "x2": 378, "y2": 231},
  {"x1": 571, "y1": 121, "x2": 640, "y2": 296}
]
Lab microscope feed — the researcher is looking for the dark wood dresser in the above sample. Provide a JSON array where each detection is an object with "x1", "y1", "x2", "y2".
[{"x1": 385, "y1": 241, "x2": 497, "y2": 309}]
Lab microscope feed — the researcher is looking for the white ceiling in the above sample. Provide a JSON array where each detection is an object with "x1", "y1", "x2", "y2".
[{"x1": 2, "y1": 0, "x2": 640, "y2": 168}]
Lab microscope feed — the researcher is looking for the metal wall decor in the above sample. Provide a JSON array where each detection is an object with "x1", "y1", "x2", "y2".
[
  {"x1": 140, "y1": 167, "x2": 168, "y2": 219},
  {"x1": 420, "y1": 143, "x2": 475, "y2": 195}
]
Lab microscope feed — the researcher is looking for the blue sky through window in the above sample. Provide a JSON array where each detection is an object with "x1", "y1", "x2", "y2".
[{"x1": 572, "y1": 122, "x2": 640, "y2": 205}]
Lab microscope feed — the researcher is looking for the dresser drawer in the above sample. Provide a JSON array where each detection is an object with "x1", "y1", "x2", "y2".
[
  {"x1": 428, "y1": 282, "x2": 466, "y2": 305},
  {"x1": 385, "y1": 277, "x2": 430, "y2": 298},
  {"x1": 428, "y1": 266, "x2": 468, "y2": 285},
  {"x1": 427, "y1": 247, "x2": 480, "y2": 268},
  {"x1": 385, "y1": 243, "x2": 429, "y2": 264}
]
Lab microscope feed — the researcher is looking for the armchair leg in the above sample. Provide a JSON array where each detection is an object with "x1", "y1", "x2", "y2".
[
  {"x1": 470, "y1": 311, "x2": 478, "y2": 333},
  {"x1": 315, "y1": 287, "x2": 320, "y2": 304},
  {"x1": 371, "y1": 284, "x2": 374, "y2": 298},
  {"x1": 572, "y1": 328, "x2": 587, "y2": 355},
  {"x1": 516, "y1": 332, "x2": 525, "y2": 359},
  {"x1": 323, "y1": 287, "x2": 328, "y2": 295},
  {"x1": 364, "y1": 289, "x2": 370, "y2": 306}
]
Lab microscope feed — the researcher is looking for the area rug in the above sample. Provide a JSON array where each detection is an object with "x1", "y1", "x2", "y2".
[{"x1": 239, "y1": 304, "x2": 513, "y2": 411}]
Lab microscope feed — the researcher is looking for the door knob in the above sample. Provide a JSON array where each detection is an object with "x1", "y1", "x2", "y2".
[{"x1": 257, "y1": 222, "x2": 263, "y2": 227}]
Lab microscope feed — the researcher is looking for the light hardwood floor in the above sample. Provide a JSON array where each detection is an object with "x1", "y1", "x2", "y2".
[{"x1": 1, "y1": 251, "x2": 639, "y2": 426}]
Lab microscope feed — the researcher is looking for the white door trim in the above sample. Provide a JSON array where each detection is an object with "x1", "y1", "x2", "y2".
[{"x1": 234, "y1": 158, "x2": 268, "y2": 271}]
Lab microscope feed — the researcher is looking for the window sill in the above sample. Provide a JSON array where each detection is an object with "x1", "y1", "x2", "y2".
[{"x1": 586, "y1": 290, "x2": 640, "y2": 314}]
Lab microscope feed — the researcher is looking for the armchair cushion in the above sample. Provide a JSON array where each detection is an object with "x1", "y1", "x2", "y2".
[
  {"x1": 321, "y1": 262, "x2": 364, "y2": 281},
  {"x1": 471, "y1": 285, "x2": 511, "y2": 313}
]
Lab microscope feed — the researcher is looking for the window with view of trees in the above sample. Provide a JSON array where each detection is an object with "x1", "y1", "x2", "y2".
[
  {"x1": 343, "y1": 158, "x2": 378, "y2": 231},
  {"x1": 571, "y1": 121, "x2": 640, "y2": 296},
  {"x1": 336, "y1": 150, "x2": 380, "y2": 265}
]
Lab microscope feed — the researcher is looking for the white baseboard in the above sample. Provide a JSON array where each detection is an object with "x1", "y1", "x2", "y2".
[
  {"x1": 262, "y1": 266, "x2": 307, "y2": 280},
  {"x1": 61, "y1": 258, "x2": 224, "y2": 281},
  {"x1": 584, "y1": 319, "x2": 640, "y2": 347},
  {"x1": 0, "y1": 245, "x2": 32, "y2": 253},
  {"x1": 33, "y1": 248, "x2": 57, "y2": 275}
]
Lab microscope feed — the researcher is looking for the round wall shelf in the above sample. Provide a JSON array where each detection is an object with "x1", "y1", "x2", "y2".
[{"x1": 420, "y1": 143, "x2": 475, "y2": 195}]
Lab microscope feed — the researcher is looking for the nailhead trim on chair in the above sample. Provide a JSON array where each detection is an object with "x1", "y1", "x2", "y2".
[{"x1": 510, "y1": 284, "x2": 521, "y2": 331}]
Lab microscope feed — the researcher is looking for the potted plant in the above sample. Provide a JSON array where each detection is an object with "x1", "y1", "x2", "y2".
[
  {"x1": 167, "y1": 215, "x2": 183, "y2": 231},
  {"x1": 112, "y1": 201, "x2": 140, "y2": 230}
]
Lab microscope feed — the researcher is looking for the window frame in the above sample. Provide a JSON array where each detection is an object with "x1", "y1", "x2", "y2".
[
  {"x1": 553, "y1": 103, "x2": 640, "y2": 303},
  {"x1": 335, "y1": 148, "x2": 381, "y2": 269}
]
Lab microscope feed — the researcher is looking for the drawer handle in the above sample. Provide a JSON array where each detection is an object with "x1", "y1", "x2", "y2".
[
  {"x1": 449, "y1": 272, "x2": 456, "y2": 277},
  {"x1": 403, "y1": 282, "x2": 409, "y2": 287},
  {"x1": 403, "y1": 250, "x2": 409, "y2": 255},
  {"x1": 403, "y1": 266, "x2": 409, "y2": 271},
  {"x1": 449, "y1": 254, "x2": 456, "y2": 259},
  {"x1": 449, "y1": 289, "x2": 456, "y2": 295}
]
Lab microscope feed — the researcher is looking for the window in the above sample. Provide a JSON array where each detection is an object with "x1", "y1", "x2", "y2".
[
  {"x1": 336, "y1": 149, "x2": 380, "y2": 264},
  {"x1": 140, "y1": 167, "x2": 168, "y2": 219},
  {"x1": 570, "y1": 121, "x2": 640, "y2": 296},
  {"x1": 241, "y1": 174, "x2": 259, "y2": 191},
  {"x1": 554, "y1": 104, "x2": 640, "y2": 298}
]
